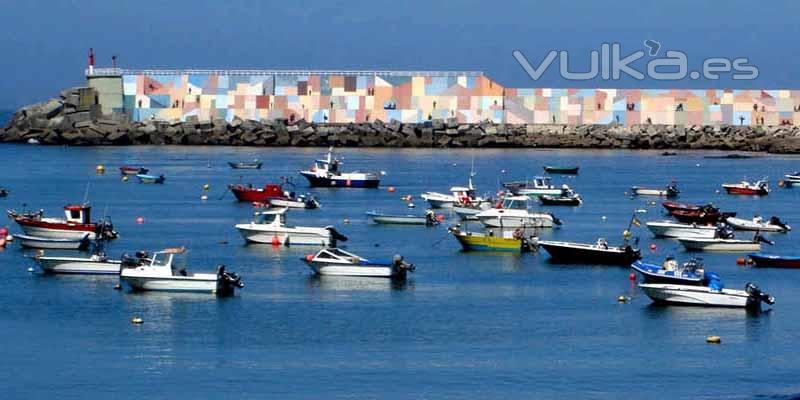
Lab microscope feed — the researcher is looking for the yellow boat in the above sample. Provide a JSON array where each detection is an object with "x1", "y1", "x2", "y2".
[{"x1": 449, "y1": 226, "x2": 534, "y2": 252}]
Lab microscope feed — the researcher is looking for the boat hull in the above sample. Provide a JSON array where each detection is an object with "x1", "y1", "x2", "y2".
[
  {"x1": 630, "y1": 261, "x2": 704, "y2": 285},
  {"x1": 639, "y1": 284, "x2": 756, "y2": 308},
  {"x1": 646, "y1": 221, "x2": 717, "y2": 239},
  {"x1": 121, "y1": 275, "x2": 221, "y2": 293},
  {"x1": 478, "y1": 215, "x2": 554, "y2": 228},
  {"x1": 307, "y1": 263, "x2": 405, "y2": 278},
  {"x1": 747, "y1": 253, "x2": 800, "y2": 268},
  {"x1": 236, "y1": 224, "x2": 333, "y2": 246},
  {"x1": 722, "y1": 186, "x2": 768, "y2": 196},
  {"x1": 725, "y1": 217, "x2": 789, "y2": 232},
  {"x1": 517, "y1": 188, "x2": 563, "y2": 196},
  {"x1": 228, "y1": 162, "x2": 262, "y2": 169},
  {"x1": 539, "y1": 195, "x2": 581, "y2": 206},
  {"x1": 299, "y1": 172, "x2": 379, "y2": 188},
  {"x1": 631, "y1": 187, "x2": 675, "y2": 197},
  {"x1": 543, "y1": 166, "x2": 579, "y2": 174},
  {"x1": 678, "y1": 238, "x2": 761, "y2": 252},
  {"x1": 539, "y1": 240, "x2": 640, "y2": 265},
  {"x1": 452, "y1": 232, "x2": 522, "y2": 252},
  {"x1": 366, "y1": 212, "x2": 429, "y2": 225},
  {"x1": 15, "y1": 234, "x2": 89, "y2": 250},
  {"x1": 17, "y1": 223, "x2": 98, "y2": 240},
  {"x1": 36, "y1": 257, "x2": 121, "y2": 274}
]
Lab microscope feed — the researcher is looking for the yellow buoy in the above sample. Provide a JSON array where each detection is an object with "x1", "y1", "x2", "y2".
[
  {"x1": 706, "y1": 335, "x2": 721, "y2": 344},
  {"x1": 203, "y1": 184, "x2": 210, "y2": 191},
  {"x1": 617, "y1": 295, "x2": 627, "y2": 303},
  {"x1": 131, "y1": 317, "x2": 144, "y2": 324},
  {"x1": 96, "y1": 165, "x2": 105, "y2": 174},
  {"x1": 122, "y1": 176, "x2": 129, "y2": 182}
]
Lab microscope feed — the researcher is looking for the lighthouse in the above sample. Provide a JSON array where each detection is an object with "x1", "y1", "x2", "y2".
[{"x1": 88, "y1": 48, "x2": 95, "y2": 75}]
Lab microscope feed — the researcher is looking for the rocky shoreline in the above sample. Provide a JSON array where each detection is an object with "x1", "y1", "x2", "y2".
[{"x1": 4, "y1": 88, "x2": 800, "y2": 153}]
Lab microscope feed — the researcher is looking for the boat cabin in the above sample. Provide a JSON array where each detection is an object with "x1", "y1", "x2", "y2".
[
  {"x1": 310, "y1": 147, "x2": 341, "y2": 175},
  {"x1": 500, "y1": 196, "x2": 530, "y2": 210},
  {"x1": 449, "y1": 186, "x2": 477, "y2": 203},
  {"x1": 253, "y1": 208, "x2": 289, "y2": 226},
  {"x1": 63, "y1": 204, "x2": 92, "y2": 224},
  {"x1": 141, "y1": 248, "x2": 187, "y2": 276},
  {"x1": 531, "y1": 176, "x2": 554, "y2": 189}
]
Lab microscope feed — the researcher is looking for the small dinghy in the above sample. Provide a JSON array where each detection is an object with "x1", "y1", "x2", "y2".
[
  {"x1": 34, "y1": 250, "x2": 121, "y2": 274},
  {"x1": 630, "y1": 182, "x2": 679, "y2": 197},
  {"x1": 631, "y1": 257, "x2": 713, "y2": 285},
  {"x1": 15, "y1": 233, "x2": 90, "y2": 250},
  {"x1": 725, "y1": 216, "x2": 790, "y2": 232},
  {"x1": 136, "y1": 174, "x2": 165, "y2": 184},
  {"x1": 538, "y1": 238, "x2": 641, "y2": 265},
  {"x1": 448, "y1": 225, "x2": 537, "y2": 252},
  {"x1": 119, "y1": 166, "x2": 148, "y2": 175},
  {"x1": 302, "y1": 248, "x2": 415, "y2": 279},
  {"x1": 366, "y1": 210, "x2": 438, "y2": 226},
  {"x1": 747, "y1": 253, "x2": 800, "y2": 268},
  {"x1": 678, "y1": 229, "x2": 773, "y2": 252},
  {"x1": 646, "y1": 221, "x2": 718, "y2": 239},
  {"x1": 268, "y1": 194, "x2": 320, "y2": 209},
  {"x1": 543, "y1": 165, "x2": 579, "y2": 174},
  {"x1": 784, "y1": 172, "x2": 800, "y2": 184},
  {"x1": 119, "y1": 247, "x2": 244, "y2": 295},
  {"x1": 639, "y1": 281, "x2": 774, "y2": 309},
  {"x1": 722, "y1": 179, "x2": 769, "y2": 195},
  {"x1": 228, "y1": 160, "x2": 262, "y2": 169}
]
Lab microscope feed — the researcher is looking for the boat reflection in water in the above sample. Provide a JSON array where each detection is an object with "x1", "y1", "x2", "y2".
[{"x1": 305, "y1": 274, "x2": 412, "y2": 292}]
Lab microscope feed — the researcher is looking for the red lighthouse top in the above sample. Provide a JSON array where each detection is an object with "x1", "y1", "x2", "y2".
[{"x1": 88, "y1": 48, "x2": 95, "y2": 67}]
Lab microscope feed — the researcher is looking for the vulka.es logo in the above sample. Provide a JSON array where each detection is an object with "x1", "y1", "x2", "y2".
[{"x1": 513, "y1": 42, "x2": 759, "y2": 81}]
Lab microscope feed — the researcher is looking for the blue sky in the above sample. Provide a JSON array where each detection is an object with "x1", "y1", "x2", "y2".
[{"x1": 0, "y1": 0, "x2": 797, "y2": 107}]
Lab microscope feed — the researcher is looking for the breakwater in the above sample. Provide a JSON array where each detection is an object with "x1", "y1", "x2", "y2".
[{"x1": 4, "y1": 87, "x2": 800, "y2": 153}]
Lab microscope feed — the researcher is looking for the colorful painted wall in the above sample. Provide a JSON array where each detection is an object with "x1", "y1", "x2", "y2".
[{"x1": 97, "y1": 69, "x2": 800, "y2": 125}]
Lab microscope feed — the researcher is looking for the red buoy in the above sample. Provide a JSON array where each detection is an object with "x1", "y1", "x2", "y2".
[
  {"x1": 387, "y1": 186, "x2": 396, "y2": 192},
  {"x1": 136, "y1": 217, "x2": 144, "y2": 224},
  {"x1": 271, "y1": 235, "x2": 281, "y2": 246},
  {"x1": 649, "y1": 243, "x2": 657, "y2": 251},
  {"x1": 0, "y1": 227, "x2": 7, "y2": 236},
  {"x1": 436, "y1": 214, "x2": 446, "y2": 222},
  {"x1": 305, "y1": 254, "x2": 314, "y2": 262},
  {"x1": 629, "y1": 273, "x2": 636, "y2": 281},
  {"x1": 736, "y1": 257, "x2": 746, "y2": 265}
]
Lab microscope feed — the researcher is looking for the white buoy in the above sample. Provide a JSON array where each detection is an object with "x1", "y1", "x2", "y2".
[
  {"x1": 380, "y1": 170, "x2": 387, "y2": 176},
  {"x1": 601, "y1": 216, "x2": 607, "y2": 220},
  {"x1": 408, "y1": 202, "x2": 416, "y2": 208},
  {"x1": 200, "y1": 195, "x2": 208, "y2": 200},
  {"x1": 27, "y1": 267, "x2": 34, "y2": 272},
  {"x1": 6, "y1": 235, "x2": 13, "y2": 241}
]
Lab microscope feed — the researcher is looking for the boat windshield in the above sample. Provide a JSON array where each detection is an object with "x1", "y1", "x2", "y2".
[
  {"x1": 150, "y1": 252, "x2": 174, "y2": 268},
  {"x1": 534, "y1": 177, "x2": 551, "y2": 188},
  {"x1": 502, "y1": 198, "x2": 529, "y2": 210},
  {"x1": 256, "y1": 212, "x2": 285, "y2": 225}
]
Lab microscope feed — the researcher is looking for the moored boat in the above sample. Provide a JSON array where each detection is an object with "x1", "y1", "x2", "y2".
[
  {"x1": 538, "y1": 238, "x2": 640, "y2": 265},
  {"x1": 452, "y1": 203, "x2": 490, "y2": 220},
  {"x1": 538, "y1": 186, "x2": 582, "y2": 206},
  {"x1": 421, "y1": 171, "x2": 490, "y2": 209},
  {"x1": 631, "y1": 182, "x2": 679, "y2": 197},
  {"x1": 543, "y1": 165, "x2": 579, "y2": 174},
  {"x1": 15, "y1": 233, "x2": 90, "y2": 250},
  {"x1": 747, "y1": 253, "x2": 800, "y2": 268},
  {"x1": 503, "y1": 176, "x2": 563, "y2": 196},
  {"x1": 119, "y1": 166, "x2": 148, "y2": 175},
  {"x1": 475, "y1": 196, "x2": 559, "y2": 228},
  {"x1": 722, "y1": 179, "x2": 769, "y2": 195},
  {"x1": 677, "y1": 236, "x2": 769, "y2": 252},
  {"x1": 136, "y1": 174, "x2": 165, "y2": 184},
  {"x1": 228, "y1": 160, "x2": 262, "y2": 169},
  {"x1": 662, "y1": 202, "x2": 735, "y2": 224},
  {"x1": 7, "y1": 204, "x2": 117, "y2": 240},
  {"x1": 229, "y1": 183, "x2": 285, "y2": 203},
  {"x1": 448, "y1": 225, "x2": 537, "y2": 252},
  {"x1": 630, "y1": 257, "x2": 712, "y2": 285},
  {"x1": 725, "y1": 216, "x2": 790, "y2": 232},
  {"x1": 119, "y1": 248, "x2": 244, "y2": 295},
  {"x1": 235, "y1": 208, "x2": 346, "y2": 246},
  {"x1": 302, "y1": 248, "x2": 415, "y2": 279},
  {"x1": 35, "y1": 251, "x2": 121, "y2": 274},
  {"x1": 366, "y1": 210, "x2": 438, "y2": 225},
  {"x1": 646, "y1": 221, "x2": 717, "y2": 239},
  {"x1": 639, "y1": 282, "x2": 774, "y2": 309},
  {"x1": 299, "y1": 147, "x2": 380, "y2": 188},
  {"x1": 268, "y1": 194, "x2": 320, "y2": 209}
]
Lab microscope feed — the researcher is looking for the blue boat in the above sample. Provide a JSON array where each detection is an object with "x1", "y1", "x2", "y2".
[
  {"x1": 631, "y1": 258, "x2": 718, "y2": 285},
  {"x1": 299, "y1": 147, "x2": 380, "y2": 188},
  {"x1": 747, "y1": 253, "x2": 800, "y2": 268},
  {"x1": 136, "y1": 174, "x2": 166, "y2": 184}
]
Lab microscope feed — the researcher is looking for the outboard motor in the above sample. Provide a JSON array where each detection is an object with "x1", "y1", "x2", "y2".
[
  {"x1": 99, "y1": 218, "x2": 118, "y2": 240},
  {"x1": 715, "y1": 223, "x2": 734, "y2": 239},
  {"x1": 325, "y1": 226, "x2": 348, "y2": 245},
  {"x1": 769, "y1": 216, "x2": 790, "y2": 231},
  {"x1": 216, "y1": 265, "x2": 244, "y2": 296},
  {"x1": 425, "y1": 210, "x2": 437, "y2": 226},
  {"x1": 745, "y1": 282, "x2": 775, "y2": 305},
  {"x1": 120, "y1": 252, "x2": 144, "y2": 268},
  {"x1": 755, "y1": 233, "x2": 775, "y2": 246},
  {"x1": 392, "y1": 254, "x2": 416, "y2": 276},
  {"x1": 666, "y1": 183, "x2": 680, "y2": 197}
]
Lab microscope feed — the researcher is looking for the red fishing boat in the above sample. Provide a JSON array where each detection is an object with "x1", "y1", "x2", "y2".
[
  {"x1": 722, "y1": 180, "x2": 769, "y2": 196},
  {"x1": 662, "y1": 201, "x2": 736, "y2": 224},
  {"x1": 119, "y1": 166, "x2": 148, "y2": 175},
  {"x1": 7, "y1": 203, "x2": 117, "y2": 240},
  {"x1": 228, "y1": 184, "x2": 286, "y2": 203}
]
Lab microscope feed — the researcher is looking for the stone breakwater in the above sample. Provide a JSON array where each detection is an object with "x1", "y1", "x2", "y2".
[{"x1": 5, "y1": 87, "x2": 800, "y2": 153}]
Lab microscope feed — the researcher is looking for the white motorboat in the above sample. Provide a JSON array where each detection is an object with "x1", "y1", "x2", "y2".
[
  {"x1": 475, "y1": 196, "x2": 559, "y2": 228},
  {"x1": 119, "y1": 248, "x2": 244, "y2": 295},
  {"x1": 725, "y1": 216, "x2": 790, "y2": 232},
  {"x1": 677, "y1": 237, "x2": 765, "y2": 252},
  {"x1": 421, "y1": 173, "x2": 490, "y2": 209},
  {"x1": 15, "y1": 233, "x2": 90, "y2": 250},
  {"x1": 34, "y1": 252, "x2": 121, "y2": 274},
  {"x1": 639, "y1": 282, "x2": 774, "y2": 309},
  {"x1": 630, "y1": 182, "x2": 680, "y2": 197},
  {"x1": 452, "y1": 203, "x2": 490, "y2": 220},
  {"x1": 235, "y1": 208, "x2": 347, "y2": 246},
  {"x1": 646, "y1": 221, "x2": 717, "y2": 239},
  {"x1": 302, "y1": 248, "x2": 415, "y2": 279},
  {"x1": 268, "y1": 194, "x2": 320, "y2": 209},
  {"x1": 298, "y1": 147, "x2": 380, "y2": 188},
  {"x1": 504, "y1": 176, "x2": 563, "y2": 196},
  {"x1": 7, "y1": 204, "x2": 117, "y2": 240},
  {"x1": 784, "y1": 172, "x2": 800, "y2": 183}
]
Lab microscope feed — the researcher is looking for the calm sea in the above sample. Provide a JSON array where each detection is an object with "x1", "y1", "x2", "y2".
[{"x1": 0, "y1": 144, "x2": 799, "y2": 399}]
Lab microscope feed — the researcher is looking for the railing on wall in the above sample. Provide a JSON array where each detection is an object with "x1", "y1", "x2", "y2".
[{"x1": 86, "y1": 68, "x2": 484, "y2": 77}]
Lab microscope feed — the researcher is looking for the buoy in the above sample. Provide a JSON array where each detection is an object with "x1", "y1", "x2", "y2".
[
  {"x1": 200, "y1": 195, "x2": 208, "y2": 201},
  {"x1": 649, "y1": 243, "x2": 657, "y2": 251},
  {"x1": 736, "y1": 257, "x2": 747, "y2": 265},
  {"x1": 6, "y1": 235, "x2": 13, "y2": 241},
  {"x1": 601, "y1": 216, "x2": 607, "y2": 220},
  {"x1": 501, "y1": 169, "x2": 506, "y2": 174},
  {"x1": 715, "y1": 190, "x2": 721, "y2": 194},
  {"x1": 629, "y1": 273, "x2": 637, "y2": 281},
  {"x1": 387, "y1": 186, "x2": 396, "y2": 192},
  {"x1": 113, "y1": 284, "x2": 121, "y2": 290},
  {"x1": 452, "y1": 163, "x2": 457, "y2": 167},
  {"x1": 122, "y1": 176, "x2": 129, "y2": 182},
  {"x1": 136, "y1": 216, "x2": 144, "y2": 224},
  {"x1": 436, "y1": 214, "x2": 446, "y2": 222},
  {"x1": 380, "y1": 170, "x2": 387, "y2": 176},
  {"x1": 96, "y1": 165, "x2": 105, "y2": 174},
  {"x1": 271, "y1": 235, "x2": 280, "y2": 246},
  {"x1": 408, "y1": 202, "x2": 416, "y2": 208},
  {"x1": 778, "y1": 180, "x2": 786, "y2": 188},
  {"x1": 706, "y1": 335, "x2": 721, "y2": 344},
  {"x1": 131, "y1": 317, "x2": 144, "y2": 324},
  {"x1": 27, "y1": 267, "x2": 34, "y2": 272},
  {"x1": 343, "y1": 218, "x2": 350, "y2": 224},
  {"x1": 696, "y1": 163, "x2": 701, "y2": 167},
  {"x1": 618, "y1": 295, "x2": 627, "y2": 303},
  {"x1": 0, "y1": 227, "x2": 7, "y2": 236},
  {"x1": 203, "y1": 184, "x2": 210, "y2": 191},
  {"x1": 305, "y1": 254, "x2": 314, "y2": 262},
  {"x1": 623, "y1": 230, "x2": 632, "y2": 238}
]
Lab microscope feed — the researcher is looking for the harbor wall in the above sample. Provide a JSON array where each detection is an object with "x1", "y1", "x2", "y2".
[{"x1": 96, "y1": 68, "x2": 800, "y2": 126}]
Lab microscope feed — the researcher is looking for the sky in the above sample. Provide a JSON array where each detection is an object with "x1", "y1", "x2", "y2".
[{"x1": 0, "y1": 0, "x2": 798, "y2": 108}]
